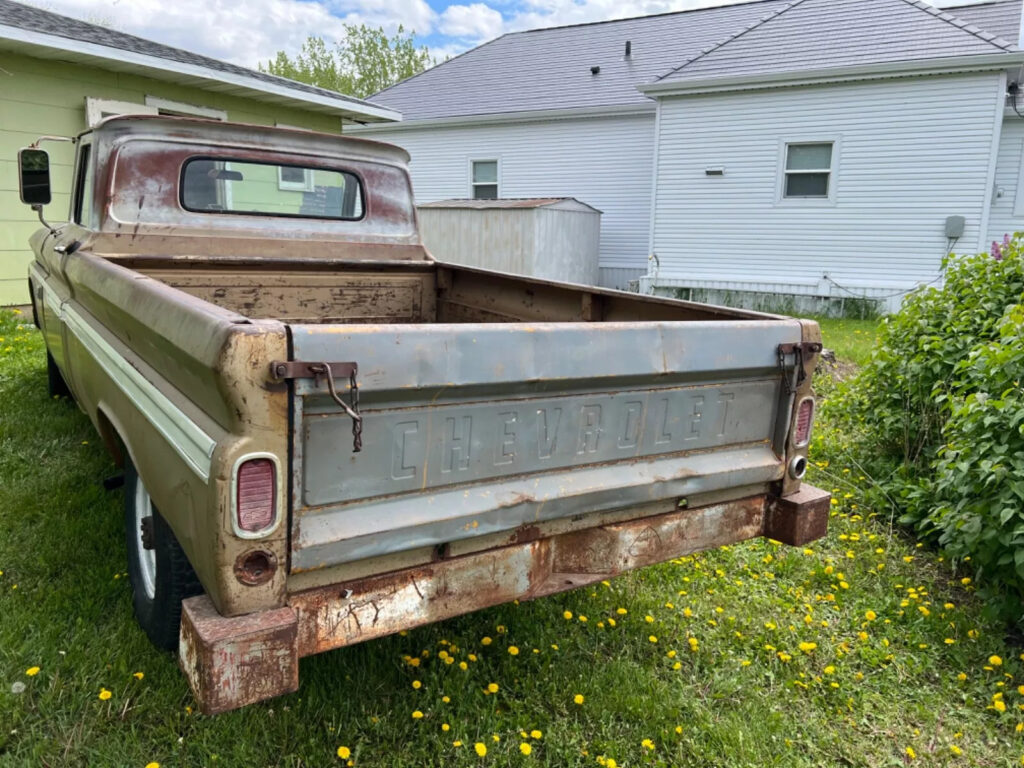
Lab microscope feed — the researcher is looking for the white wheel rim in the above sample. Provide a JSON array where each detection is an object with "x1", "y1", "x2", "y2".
[{"x1": 134, "y1": 480, "x2": 157, "y2": 600}]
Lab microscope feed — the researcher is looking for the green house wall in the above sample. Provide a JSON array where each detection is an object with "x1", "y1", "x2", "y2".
[{"x1": 0, "y1": 50, "x2": 343, "y2": 305}]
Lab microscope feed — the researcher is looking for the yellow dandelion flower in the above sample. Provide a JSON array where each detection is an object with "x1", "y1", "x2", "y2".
[
  {"x1": 688, "y1": 637, "x2": 699, "y2": 651},
  {"x1": 563, "y1": 611, "x2": 573, "y2": 620},
  {"x1": 991, "y1": 655, "x2": 1004, "y2": 667},
  {"x1": 574, "y1": 694, "x2": 584, "y2": 705},
  {"x1": 474, "y1": 742, "x2": 487, "y2": 757},
  {"x1": 641, "y1": 738, "x2": 655, "y2": 750},
  {"x1": 492, "y1": 734, "x2": 500, "y2": 743},
  {"x1": 777, "y1": 652, "x2": 792, "y2": 663},
  {"x1": 98, "y1": 688, "x2": 112, "y2": 701},
  {"x1": 531, "y1": 730, "x2": 542, "y2": 739},
  {"x1": 864, "y1": 611, "x2": 877, "y2": 621},
  {"x1": 337, "y1": 747, "x2": 351, "y2": 759},
  {"x1": 798, "y1": 642, "x2": 817, "y2": 653},
  {"x1": 453, "y1": 740, "x2": 463, "y2": 747},
  {"x1": 482, "y1": 637, "x2": 492, "y2": 646},
  {"x1": 412, "y1": 710, "x2": 424, "y2": 719},
  {"x1": 520, "y1": 743, "x2": 532, "y2": 755},
  {"x1": 578, "y1": 615, "x2": 587, "y2": 623},
  {"x1": 145, "y1": 763, "x2": 160, "y2": 768},
  {"x1": 25, "y1": 667, "x2": 40, "y2": 677},
  {"x1": 648, "y1": 635, "x2": 658, "y2": 644},
  {"x1": 508, "y1": 646, "x2": 519, "y2": 656},
  {"x1": 442, "y1": 723, "x2": 451, "y2": 732},
  {"x1": 824, "y1": 666, "x2": 836, "y2": 674},
  {"x1": 950, "y1": 744, "x2": 962, "y2": 756},
  {"x1": 994, "y1": 700, "x2": 1007, "y2": 713},
  {"x1": 906, "y1": 746, "x2": 916, "y2": 760},
  {"x1": 133, "y1": 672, "x2": 144, "y2": 680},
  {"x1": 616, "y1": 608, "x2": 627, "y2": 615},
  {"x1": 487, "y1": 683, "x2": 499, "y2": 693},
  {"x1": 442, "y1": 695, "x2": 451, "y2": 703},
  {"x1": 667, "y1": 650, "x2": 677, "y2": 659},
  {"x1": 409, "y1": 657, "x2": 421, "y2": 667},
  {"x1": 645, "y1": 615, "x2": 655, "y2": 624},
  {"x1": 413, "y1": 680, "x2": 422, "y2": 689},
  {"x1": 673, "y1": 661, "x2": 682, "y2": 670}
]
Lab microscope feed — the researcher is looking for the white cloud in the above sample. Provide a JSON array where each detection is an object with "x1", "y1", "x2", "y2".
[
  {"x1": 439, "y1": 3, "x2": 505, "y2": 42},
  {"x1": 31, "y1": 0, "x2": 435, "y2": 67}
]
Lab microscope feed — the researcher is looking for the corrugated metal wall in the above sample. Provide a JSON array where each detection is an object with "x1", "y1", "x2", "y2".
[
  {"x1": 417, "y1": 205, "x2": 601, "y2": 284},
  {"x1": 354, "y1": 112, "x2": 654, "y2": 287},
  {"x1": 650, "y1": 73, "x2": 1003, "y2": 296}
]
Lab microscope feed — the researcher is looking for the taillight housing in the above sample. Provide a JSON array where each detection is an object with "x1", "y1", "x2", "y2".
[
  {"x1": 793, "y1": 396, "x2": 815, "y2": 447},
  {"x1": 233, "y1": 456, "x2": 279, "y2": 537}
]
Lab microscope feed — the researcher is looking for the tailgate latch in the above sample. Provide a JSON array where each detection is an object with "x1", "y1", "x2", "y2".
[
  {"x1": 777, "y1": 342, "x2": 822, "y2": 395},
  {"x1": 271, "y1": 361, "x2": 362, "y2": 452}
]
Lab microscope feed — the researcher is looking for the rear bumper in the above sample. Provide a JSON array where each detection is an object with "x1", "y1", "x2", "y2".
[{"x1": 180, "y1": 484, "x2": 830, "y2": 714}]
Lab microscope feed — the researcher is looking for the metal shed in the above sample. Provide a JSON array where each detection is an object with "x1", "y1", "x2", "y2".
[{"x1": 417, "y1": 198, "x2": 602, "y2": 285}]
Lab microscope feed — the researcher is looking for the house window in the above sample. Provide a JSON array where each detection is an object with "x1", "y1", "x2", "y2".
[
  {"x1": 471, "y1": 160, "x2": 499, "y2": 199},
  {"x1": 278, "y1": 164, "x2": 314, "y2": 192},
  {"x1": 783, "y1": 142, "x2": 834, "y2": 199}
]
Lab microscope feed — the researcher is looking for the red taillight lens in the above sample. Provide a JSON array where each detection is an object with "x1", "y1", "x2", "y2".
[
  {"x1": 794, "y1": 397, "x2": 815, "y2": 447},
  {"x1": 236, "y1": 458, "x2": 276, "y2": 533}
]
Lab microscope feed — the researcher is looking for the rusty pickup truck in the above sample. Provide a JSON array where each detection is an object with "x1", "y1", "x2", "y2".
[{"x1": 17, "y1": 116, "x2": 829, "y2": 713}]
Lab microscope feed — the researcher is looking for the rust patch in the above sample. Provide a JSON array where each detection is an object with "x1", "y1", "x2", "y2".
[
  {"x1": 179, "y1": 595, "x2": 298, "y2": 715},
  {"x1": 764, "y1": 484, "x2": 830, "y2": 546}
]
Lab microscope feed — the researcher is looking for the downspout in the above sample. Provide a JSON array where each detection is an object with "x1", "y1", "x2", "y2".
[{"x1": 642, "y1": 99, "x2": 662, "y2": 295}]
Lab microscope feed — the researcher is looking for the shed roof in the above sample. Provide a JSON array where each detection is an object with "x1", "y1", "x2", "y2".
[
  {"x1": 0, "y1": 0, "x2": 399, "y2": 122},
  {"x1": 655, "y1": 0, "x2": 1016, "y2": 86},
  {"x1": 366, "y1": 0, "x2": 1020, "y2": 123},
  {"x1": 418, "y1": 198, "x2": 601, "y2": 213}
]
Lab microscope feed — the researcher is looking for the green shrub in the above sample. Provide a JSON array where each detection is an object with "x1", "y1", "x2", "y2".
[{"x1": 831, "y1": 235, "x2": 1024, "y2": 620}]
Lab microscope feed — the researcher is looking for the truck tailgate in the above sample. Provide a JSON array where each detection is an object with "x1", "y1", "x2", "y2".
[{"x1": 287, "y1": 320, "x2": 802, "y2": 573}]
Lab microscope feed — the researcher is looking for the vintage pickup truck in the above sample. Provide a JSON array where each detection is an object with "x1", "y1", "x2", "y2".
[{"x1": 17, "y1": 116, "x2": 828, "y2": 714}]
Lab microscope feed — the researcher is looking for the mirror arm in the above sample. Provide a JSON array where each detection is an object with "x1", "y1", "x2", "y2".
[
  {"x1": 31, "y1": 204, "x2": 59, "y2": 237},
  {"x1": 29, "y1": 135, "x2": 74, "y2": 149}
]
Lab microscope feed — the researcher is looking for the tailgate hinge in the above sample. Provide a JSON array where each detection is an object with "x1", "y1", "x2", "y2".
[
  {"x1": 777, "y1": 342, "x2": 822, "y2": 395},
  {"x1": 271, "y1": 361, "x2": 362, "y2": 452}
]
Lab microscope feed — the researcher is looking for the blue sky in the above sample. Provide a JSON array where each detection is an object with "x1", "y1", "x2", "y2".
[{"x1": 34, "y1": 0, "x2": 751, "y2": 68}]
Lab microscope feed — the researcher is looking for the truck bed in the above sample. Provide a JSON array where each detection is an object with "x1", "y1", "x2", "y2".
[{"x1": 121, "y1": 257, "x2": 769, "y2": 325}]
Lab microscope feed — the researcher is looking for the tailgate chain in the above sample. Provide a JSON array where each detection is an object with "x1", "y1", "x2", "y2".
[
  {"x1": 777, "y1": 342, "x2": 822, "y2": 395},
  {"x1": 270, "y1": 361, "x2": 362, "y2": 452}
]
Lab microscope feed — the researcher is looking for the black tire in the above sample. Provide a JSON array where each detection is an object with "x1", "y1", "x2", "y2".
[
  {"x1": 124, "y1": 457, "x2": 203, "y2": 650},
  {"x1": 46, "y1": 352, "x2": 71, "y2": 399}
]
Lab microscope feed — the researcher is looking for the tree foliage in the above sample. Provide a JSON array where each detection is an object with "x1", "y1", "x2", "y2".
[{"x1": 260, "y1": 26, "x2": 433, "y2": 99}]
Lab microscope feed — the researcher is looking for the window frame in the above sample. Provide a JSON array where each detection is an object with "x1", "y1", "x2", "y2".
[
  {"x1": 777, "y1": 139, "x2": 839, "y2": 205},
  {"x1": 144, "y1": 95, "x2": 227, "y2": 121},
  {"x1": 179, "y1": 156, "x2": 366, "y2": 222},
  {"x1": 84, "y1": 97, "x2": 158, "y2": 127},
  {"x1": 469, "y1": 158, "x2": 500, "y2": 200},
  {"x1": 72, "y1": 142, "x2": 94, "y2": 228}
]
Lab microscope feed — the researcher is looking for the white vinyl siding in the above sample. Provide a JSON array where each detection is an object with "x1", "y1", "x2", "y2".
[
  {"x1": 986, "y1": 116, "x2": 1024, "y2": 244},
  {"x1": 649, "y1": 73, "x2": 1003, "y2": 299},
  {"x1": 351, "y1": 112, "x2": 655, "y2": 279}
]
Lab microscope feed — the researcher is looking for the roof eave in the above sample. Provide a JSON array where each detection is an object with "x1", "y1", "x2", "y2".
[
  {"x1": 347, "y1": 102, "x2": 656, "y2": 133},
  {"x1": 638, "y1": 52, "x2": 1024, "y2": 97},
  {"x1": 0, "y1": 23, "x2": 402, "y2": 123}
]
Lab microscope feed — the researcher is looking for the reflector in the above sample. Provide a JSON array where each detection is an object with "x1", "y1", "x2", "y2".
[{"x1": 237, "y1": 459, "x2": 276, "y2": 533}]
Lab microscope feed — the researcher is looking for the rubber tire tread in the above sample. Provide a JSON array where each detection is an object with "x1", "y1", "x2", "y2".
[
  {"x1": 46, "y1": 351, "x2": 71, "y2": 399},
  {"x1": 124, "y1": 457, "x2": 203, "y2": 651}
]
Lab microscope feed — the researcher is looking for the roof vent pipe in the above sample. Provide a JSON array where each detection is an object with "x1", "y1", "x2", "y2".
[
  {"x1": 591, "y1": 65, "x2": 600, "y2": 75},
  {"x1": 625, "y1": 40, "x2": 632, "y2": 57}
]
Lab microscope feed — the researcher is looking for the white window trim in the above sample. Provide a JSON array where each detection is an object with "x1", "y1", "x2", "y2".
[
  {"x1": 144, "y1": 95, "x2": 227, "y2": 120},
  {"x1": 776, "y1": 138, "x2": 840, "y2": 206},
  {"x1": 469, "y1": 158, "x2": 500, "y2": 199},
  {"x1": 275, "y1": 123, "x2": 314, "y2": 191},
  {"x1": 84, "y1": 97, "x2": 158, "y2": 127}
]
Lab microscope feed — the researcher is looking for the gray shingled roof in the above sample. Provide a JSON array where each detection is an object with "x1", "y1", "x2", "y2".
[
  {"x1": 656, "y1": 0, "x2": 1016, "y2": 85},
  {"x1": 942, "y1": 0, "x2": 1022, "y2": 43},
  {"x1": 370, "y1": 0, "x2": 790, "y2": 120},
  {"x1": 368, "y1": 0, "x2": 1020, "y2": 122},
  {"x1": 0, "y1": 0, "x2": 384, "y2": 113}
]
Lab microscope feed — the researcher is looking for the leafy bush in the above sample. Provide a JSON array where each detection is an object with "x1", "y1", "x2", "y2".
[{"x1": 832, "y1": 235, "x2": 1024, "y2": 620}]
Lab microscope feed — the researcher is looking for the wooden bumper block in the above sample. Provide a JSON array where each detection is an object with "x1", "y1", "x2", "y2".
[
  {"x1": 764, "y1": 484, "x2": 831, "y2": 546},
  {"x1": 179, "y1": 595, "x2": 299, "y2": 715}
]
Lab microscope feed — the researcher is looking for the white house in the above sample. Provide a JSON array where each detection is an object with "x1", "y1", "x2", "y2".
[{"x1": 353, "y1": 0, "x2": 1024, "y2": 312}]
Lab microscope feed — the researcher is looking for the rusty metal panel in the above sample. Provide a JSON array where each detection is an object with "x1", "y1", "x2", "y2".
[
  {"x1": 765, "y1": 483, "x2": 831, "y2": 546},
  {"x1": 288, "y1": 319, "x2": 801, "y2": 573},
  {"x1": 289, "y1": 494, "x2": 768, "y2": 657}
]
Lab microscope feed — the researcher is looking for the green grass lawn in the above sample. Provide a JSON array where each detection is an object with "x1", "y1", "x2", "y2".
[{"x1": 2, "y1": 310, "x2": 1023, "y2": 767}]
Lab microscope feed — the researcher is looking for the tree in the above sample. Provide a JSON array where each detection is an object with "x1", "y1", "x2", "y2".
[{"x1": 260, "y1": 25, "x2": 433, "y2": 99}]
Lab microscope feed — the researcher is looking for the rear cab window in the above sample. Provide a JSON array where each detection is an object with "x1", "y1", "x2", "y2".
[{"x1": 180, "y1": 158, "x2": 364, "y2": 220}]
